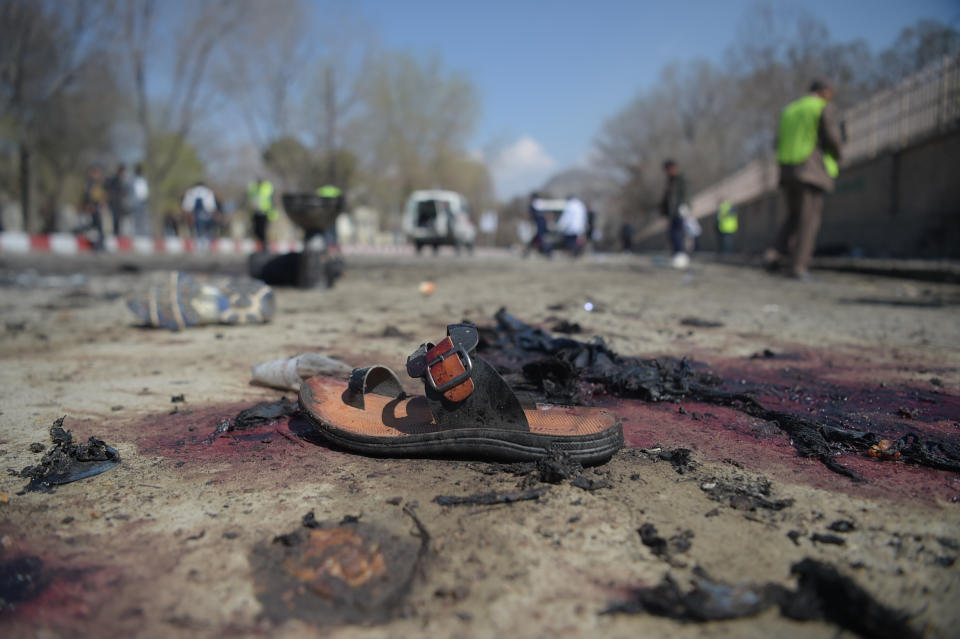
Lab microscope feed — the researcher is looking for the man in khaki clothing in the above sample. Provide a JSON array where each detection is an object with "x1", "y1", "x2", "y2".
[{"x1": 769, "y1": 80, "x2": 843, "y2": 279}]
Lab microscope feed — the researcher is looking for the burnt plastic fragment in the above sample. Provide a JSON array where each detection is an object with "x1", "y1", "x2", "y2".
[{"x1": 18, "y1": 417, "x2": 120, "y2": 491}]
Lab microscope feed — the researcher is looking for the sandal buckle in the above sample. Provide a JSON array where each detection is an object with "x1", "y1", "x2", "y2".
[{"x1": 426, "y1": 345, "x2": 473, "y2": 394}]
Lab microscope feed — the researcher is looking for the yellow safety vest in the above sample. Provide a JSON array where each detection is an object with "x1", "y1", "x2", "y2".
[
  {"x1": 248, "y1": 181, "x2": 277, "y2": 221},
  {"x1": 717, "y1": 201, "x2": 738, "y2": 234},
  {"x1": 776, "y1": 95, "x2": 839, "y2": 178},
  {"x1": 316, "y1": 185, "x2": 342, "y2": 198}
]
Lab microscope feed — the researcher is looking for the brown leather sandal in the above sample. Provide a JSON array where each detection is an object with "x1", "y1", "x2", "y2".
[{"x1": 299, "y1": 323, "x2": 623, "y2": 464}]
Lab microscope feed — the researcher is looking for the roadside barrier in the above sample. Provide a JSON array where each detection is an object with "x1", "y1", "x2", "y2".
[{"x1": 0, "y1": 232, "x2": 415, "y2": 256}]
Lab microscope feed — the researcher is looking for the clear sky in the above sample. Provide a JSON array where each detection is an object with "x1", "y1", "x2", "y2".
[{"x1": 347, "y1": 0, "x2": 959, "y2": 198}]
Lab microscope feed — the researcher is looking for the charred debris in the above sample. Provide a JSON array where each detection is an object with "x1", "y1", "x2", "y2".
[
  {"x1": 604, "y1": 559, "x2": 920, "y2": 639},
  {"x1": 476, "y1": 308, "x2": 960, "y2": 480},
  {"x1": 13, "y1": 417, "x2": 120, "y2": 492}
]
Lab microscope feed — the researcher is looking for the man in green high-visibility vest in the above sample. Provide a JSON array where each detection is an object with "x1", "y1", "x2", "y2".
[
  {"x1": 248, "y1": 177, "x2": 276, "y2": 249},
  {"x1": 768, "y1": 79, "x2": 843, "y2": 280}
]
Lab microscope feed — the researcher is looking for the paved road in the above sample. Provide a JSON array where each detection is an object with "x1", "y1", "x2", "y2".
[{"x1": 1, "y1": 252, "x2": 958, "y2": 638}]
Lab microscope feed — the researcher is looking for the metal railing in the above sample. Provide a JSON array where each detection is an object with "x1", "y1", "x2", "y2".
[{"x1": 844, "y1": 55, "x2": 960, "y2": 161}]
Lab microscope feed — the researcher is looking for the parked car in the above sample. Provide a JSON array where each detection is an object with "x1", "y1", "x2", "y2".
[{"x1": 402, "y1": 189, "x2": 476, "y2": 254}]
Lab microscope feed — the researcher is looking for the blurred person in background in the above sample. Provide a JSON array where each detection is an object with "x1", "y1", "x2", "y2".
[
  {"x1": 620, "y1": 220, "x2": 634, "y2": 253},
  {"x1": 182, "y1": 181, "x2": 219, "y2": 249},
  {"x1": 556, "y1": 194, "x2": 587, "y2": 257},
  {"x1": 163, "y1": 209, "x2": 181, "y2": 238},
  {"x1": 767, "y1": 79, "x2": 843, "y2": 280},
  {"x1": 715, "y1": 198, "x2": 737, "y2": 254},
  {"x1": 660, "y1": 159, "x2": 689, "y2": 268},
  {"x1": 130, "y1": 163, "x2": 150, "y2": 237},
  {"x1": 247, "y1": 177, "x2": 276, "y2": 249},
  {"x1": 524, "y1": 192, "x2": 551, "y2": 257},
  {"x1": 80, "y1": 165, "x2": 107, "y2": 250},
  {"x1": 586, "y1": 204, "x2": 598, "y2": 252},
  {"x1": 105, "y1": 163, "x2": 129, "y2": 236}
]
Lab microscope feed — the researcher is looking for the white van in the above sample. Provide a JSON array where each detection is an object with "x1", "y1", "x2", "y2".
[{"x1": 402, "y1": 189, "x2": 476, "y2": 254}]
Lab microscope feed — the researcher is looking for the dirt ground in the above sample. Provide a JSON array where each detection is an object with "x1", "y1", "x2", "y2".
[{"x1": 1, "y1": 251, "x2": 958, "y2": 638}]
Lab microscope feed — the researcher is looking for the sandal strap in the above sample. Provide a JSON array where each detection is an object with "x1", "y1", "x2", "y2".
[
  {"x1": 344, "y1": 365, "x2": 405, "y2": 410},
  {"x1": 407, "y1": 324, "x2": 530, "y2": 432}
]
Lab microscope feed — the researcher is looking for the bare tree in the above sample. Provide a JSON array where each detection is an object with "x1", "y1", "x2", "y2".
[
  {"x1": 878, "y1": 19, "x2": 960, "y2": 86},
  {"x1": 594, "y1": 58, "x2": 747, "y2": 224},
  {"x1": 217, "y1": 0, "x2": 313, "y2": 150},
  {"x1": 119, "y1": 0, "x2": 250, "y2": 209},
  {"x1": 302, "y1": 5, "x2": 377, "y2": 184},
  {"x1": 357, "y1": 51, "x2": 480, "y2": 216},
  {"x1": 0, "y1": 0, "x2": 113, "y2": 230}
]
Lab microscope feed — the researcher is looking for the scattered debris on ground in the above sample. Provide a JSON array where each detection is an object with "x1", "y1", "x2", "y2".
[
  {"x1": 471, "y1": 450, "x2": 612, "y2": 492},
  {"x1": 477, "y1": 309, "x2": 960, "y2": 480},
  {"x1": 126, "y1": 271, "x2": 276, "y2": 330},
  {"x1": 251, "y1": 353, "x2": 351, "y2": 391},
  {"x1": 810, "y1": 533, "x2": 846, "y2": 546},
  {"x1": 550, "y1": 319, "x2": 582, "y2": 334},
  {"x1": 204, "y1": 398, "x2": 300, "y2": 443},
  {"x1": 433, "y1": 487, "x2": 548, "y2": 506},
  {"x1": 250, "y1": 508, "x2": 425, "y2": 626},
  {"x1": 638, "y1": 523, "x2": 694, "y2": 561},
  {"x1": 14, "y1": 417, "x2": 120, "y2": 492},
  {"x1": 679, "y1": 317, "x2": 725, "y2": 328},
  {"x1": 604, "y1": 568, "x2": 778, "y2": 621},
  {"x1": 827, "y1": 520, "x2": 856, "y2": 533},
  {"x1": 698, "y1": 476, "x2": 794, "y2": 512},
  {"x1": 571, "y1": 475, "x2": 611, "y2": 491},
  {"x1": 534, "y1": 450, "x2": 583, "y2": 483},
  {"x1": 784, "y1": 558, "x2": 920, "y2": 639},
  {"x1": 657, "y1": 447, "x2": 696, "y2": 474},
  {"x1": 232, "y1": 398, "x2": 299, "y2": 430},
  {"x1": 604, "y1": 559, "x2": 920, "y2": 639}
]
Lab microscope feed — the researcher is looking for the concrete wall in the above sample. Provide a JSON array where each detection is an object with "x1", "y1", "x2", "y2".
[{"x1": 636, "y1": 129, "x2": 960, "y2": 258}]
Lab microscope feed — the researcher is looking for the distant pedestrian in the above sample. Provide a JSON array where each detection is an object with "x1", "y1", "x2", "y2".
[
  {"x1": 660, "y1": 159, "x2": 689, "y2": 268},
  {"x1": 556, "y1": 194, "x2": 587, "y2": 256},
  {"x1": 80, "y1": 166, "x2": 107, "y2": 250},
  {"x1": 163, "y1": 210, "x2": 181, "y2": 238},
  {"x1": 248, "y1": 177, "x2": 276, "y2": 250},
  {"x1": 182, "y1": 182, "x2": 219, "y2": 248},
  {"x1": 105, "y1": 163, "x2": 129, "y2": 236},
  {"x1": 620, "y1": 220, "x2": 634, "y2": 252},
  {"x1": 767, "y1": 79, "x2": 843, "y2": 280},
  {"x1": 524, "y1": 192, "x2": 551, "y2": 257},
  {"x1": 715, "y1": 198, "x2": 737, "y2": 254},
  {"x1": 586, "y1": 205, "x2": 598, "y2": 250},
  {"x1": 130, "y1": 164, "x2": 150, "y2": 237}
]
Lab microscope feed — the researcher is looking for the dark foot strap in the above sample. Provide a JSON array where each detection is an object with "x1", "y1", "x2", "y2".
[
  {"x1": 344, "y1": 365, "x2": 405, "y2": 409},
  {"x1": 407, "y1": 324, "x2": 529, "y2": 432}
]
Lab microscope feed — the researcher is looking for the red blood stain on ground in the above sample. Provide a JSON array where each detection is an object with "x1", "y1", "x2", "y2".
[
  {"x1": 610, "y1": 341, "x2": 960, "y2": 504},
  {"x1": 93, "y1": 401, "x2": 360, "y2": 491},
  {"x1": 616, "y1": 399, "x2": 960, "y2": 503},
  {"x1": 0, "y1": 549, "x2": 124, "y2": 628}
]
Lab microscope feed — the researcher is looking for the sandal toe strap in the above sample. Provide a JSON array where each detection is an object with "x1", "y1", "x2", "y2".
[{"x1": 344, "y1": 365, "x2": 405, "y2": 410}]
